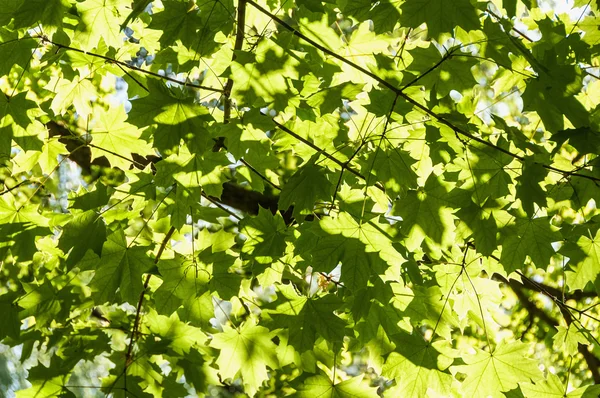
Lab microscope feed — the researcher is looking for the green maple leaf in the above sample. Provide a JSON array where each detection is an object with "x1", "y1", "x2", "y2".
[
  {"x1": 66, "y1": 37, "x2": 112, "y2": 71},
  {"x1": 201, "y1": 248, "x2": 243, "y2": 299},
  {"x1": 145, "y1": 309, "x2": 207, "y2": 355},
  {"x1": 74, "y1": 0, "x2": 125, "y2": 50},
  {"x1": 522, "y1": 62, "x2": 589, "y2": 132},
  {"x1": 0, "y1": 0, "x2": 20, "y2": 26},
  {"x1": 0, "y1": 292, "x2": 21, "y2": 340},
  {"x1": 154, "y1": 230, "x2": 242, "y2": 304},
  {"x1": 295, "y1": 212, "x2": 401, "y2": 290},
  {"x1": 26, "y1": 348, "x2": 80, "y2": 383},
  {"x1": 335, "y1": 246, "x2": 382, "y2": 292},
  {"x1": 294, "y1": 374, "x2": 379, "y2": 398},
  {"x1": 17, "y1": 282, "x2": 63, "y2": 329},
  {"x1": 391, "y1": 284, "x2": 459, "y2": 340},
  {"x1": 453, "y1": 142, "x2": 514, "y2": 201},
  {"x1": 176, "y1": 348, "x2": 218, "y2": 394},
  {"x1": 154, "y1": 147, "x2": 229, "y2": 196},
  {"x1": 154, "y1": 253, "x2": 207, "y2": 316},
  {"x1": 12, "y1": 138, "x2": 66, "y2": 176},
  {"x1": 306, "y1": 82, "x2": 365, "y2": 115},
  {"x1": 399, "y1": 0, "x2": 481, "y2": 39},
  {"x1": 120, "y1": 0, "x2": 152, "y2": 29},
  {"x1": 362, "y1": 147, "x2": 418, "y2": 195},
  {"x1": 241, "y1": 207, "x2": 288, "y2": 264},
  {"x1": 266, "y1": 284, "x2": 346, "y2": 353},
  {"x1": 404, "y1": 45, "x2": 478, "y2": 98},
  {"x1": 11, "y1": 0, "x2": 69, "y2": 30},
  {"x1": 279, "y1": 155, "x2": 334, "y2": 218},
  {"x1": 150, "y1": 0, "x2": 234, "y2": 56},
  {"x1": 341, "y1": 0, "x2": 402, "y2": 33},
  {"x1": 163, "y1": 185, "x2": 197, "y2": 229},
  {"x1": 562, "y1": 228, "x2": 600, "y2": 290},
  {"x1": 446, "y1": 268, "x2": 503, "y2": 327},
  {"x1": 90, "y1": 105, "x2": 154, "y2": 169},
  {"x1": 321, "y1": 212, "x2": 403, "y2": 265},
  {"x1": 382, "y1": 333, "x2": 454, "y2": 397},
  {"x1": 354, "y1": 295, "x2": 404, "y2": 344},
  {"x1": 90, "y1": 229, "x2": 153, "y2": 304},
  {"x1": 515, "y1": 161, "x2": 548, "y2": 217},
  {"x1": 196, "y1": 0, "x2": 235, "y2": 56},
  {"x1": 295, "y1": 224, "x2": 382, "y2": 292},
  {"x1": 520, "y1": 373, "x2": 600, "y2": 398},
  {"x1": 58, "y1": 210, "x2": 107, "y2": 269},
  {"x1": 451, "y1": 341, "x2": 543, "y2": 398},
  {"x1": 0, "y1": 194, "x2": 50, "y2": 261},
  {"x1": 4, "y1": 0, "x2": 600, "y2": 394},
  {"x1": 46, "y1": 75, "x2": 96, "y2": 119},
  {"x1": 365, "y1": 88, "x2": 412, "y2": 119},
  {"x1": 500, "y1": 217, "x2": 560, "y2": 273},
  {"x1": 0, "y1": 91, "x2": 43, "y2": 159},
  {"x1": 480, "y1": 18, "x2": 526, "y2": 67},
  {"x1": 154, "y1": 251, "x2": 215, "y2": 326},
  {"x1": 230, "y1": 58, "x2": 293, "y2": 109},
  {"x1": 210, "y1": 321, "x2": 279, "y2": 396},
  {"x1": 229, "y1": 39, "x2": 301, "y2": 110},
  {"x1": 456, "y1": 202, "x2": 498, "y2": 256},
  {"x1": 568, "y1": 170, "x2": 600, "y2": 208},
  {"x1": 69, "y1": 183, "x2": 110, "y2": 211},
  {"x1": 101, "y1": 362, "x2": 152, "y2": 398},
  {"x1": 179, "y1": 291, "x2": 214, "y2": 329},
  {"x1": 127, "y1": 80, "x2": 214, "y2": 153},
  {"x1": 218, "y1": 117, "x2": 271, "y2": 160},
  {"x1": 550, "y1": 127, "x2": 600, "y2": 157},
  {"x1": 393, "y1": 174, "x2": 468, "y2": 250},
  {"x1": 149, "y1": 0, "x2": 202, "y2": 48},
  {"x1": 552, "y1": 325, "x2": 589, "y2": 357},
  {"x1": 0, "y1": 29, "x2": 37, "y2": 77},
  {"x1": 15, "y1": 376, "x2": 69, "y2": 398}
]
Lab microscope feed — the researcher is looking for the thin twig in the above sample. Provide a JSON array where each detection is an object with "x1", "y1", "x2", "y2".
[
  {"x1": 270, "y1": 116, "x2": 385, "y2": 191},
  {"x1": 400, "y1": 51, "x2": 453, "y2": 92},
  {"x1": 486, "y1": 8, "x2": 534, "y2": 42},
  {"x1": 125, "y1": 226, "x2": 176, "y2": 369},
  {"x1": 0, "y1": 180, "x2": 31, "y2": 196},
  {"x1": 37, "y1": 36, "x2": 222, "y2": 93},
  {"x1": 239, "y1": 158, "x2": 281, "y2": 190},
  {"x1": 201, "y1": 190, "x2": 243, "y2": 221}
]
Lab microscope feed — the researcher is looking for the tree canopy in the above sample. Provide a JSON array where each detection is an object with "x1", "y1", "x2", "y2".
[{"x1": 1, "y1": 0, "x2": 600, "y2": 396}]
